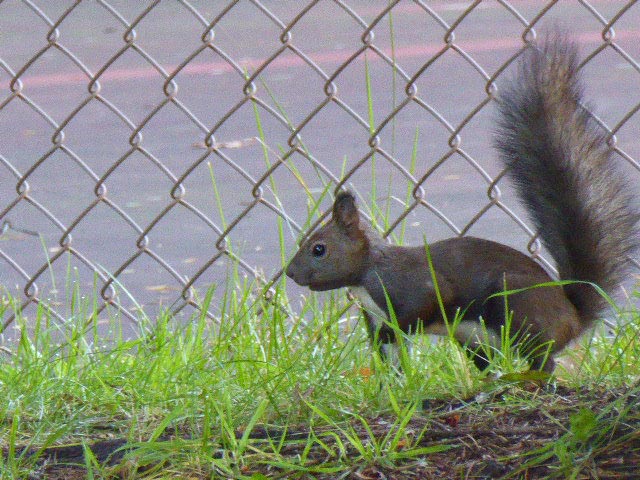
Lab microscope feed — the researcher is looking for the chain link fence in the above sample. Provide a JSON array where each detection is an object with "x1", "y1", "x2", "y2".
[{"x1": 2, "y1": 0, "x2": 640, "y2": 344}]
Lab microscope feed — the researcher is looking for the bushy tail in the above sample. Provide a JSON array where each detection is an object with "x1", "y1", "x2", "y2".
[{"x1": 495, "y1": 34, "x2": 639, "y2": 325}]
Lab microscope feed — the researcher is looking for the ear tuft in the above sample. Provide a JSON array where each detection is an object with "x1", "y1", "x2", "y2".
[{"x1": 332, "y1": 190, "x2": 359, "y2": 232}]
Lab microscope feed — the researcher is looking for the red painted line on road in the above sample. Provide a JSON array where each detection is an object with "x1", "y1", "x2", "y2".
[
  {"x1": 352, "y1": 0, "x2": 616, "y2": 17},
  {"x1": 11, "y1": 29, "x2": 640, "y2": 90}
]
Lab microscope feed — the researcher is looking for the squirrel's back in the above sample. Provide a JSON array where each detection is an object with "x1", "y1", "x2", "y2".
[{"x1": 495, "y1": 34, "x2": 639, "y2": 325}]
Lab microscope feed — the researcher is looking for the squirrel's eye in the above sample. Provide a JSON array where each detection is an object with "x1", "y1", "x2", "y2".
[{"x1": 312, "y1": 243, "x2": 326, "y2": 257}]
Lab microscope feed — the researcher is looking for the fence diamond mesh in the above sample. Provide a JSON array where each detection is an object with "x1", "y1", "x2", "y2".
[{"x1": 1, "y1": 0, "x2": 640, "y2": 345}]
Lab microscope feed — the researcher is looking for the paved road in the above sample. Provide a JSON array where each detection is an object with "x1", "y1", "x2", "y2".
[{"x1": 1, "y1": 1, "x2": 639, "y2": 335}]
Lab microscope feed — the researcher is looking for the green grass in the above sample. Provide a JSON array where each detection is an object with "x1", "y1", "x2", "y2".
[
  {"x1": 3, "y1": 18, "x2": 640, "y2": 478},
  {"x1": 1, "y1": 268, "x2": 639, "y2": 478},
  {"x1": 3, "y1": 86, "x2": 640, "y2": 480}
]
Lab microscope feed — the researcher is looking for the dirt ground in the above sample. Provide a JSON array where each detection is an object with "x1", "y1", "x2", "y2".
[{"x1": 15, "y1": 385, "x2": 640, "y2": 480}]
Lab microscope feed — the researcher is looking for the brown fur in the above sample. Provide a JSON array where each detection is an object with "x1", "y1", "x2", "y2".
[
  {"x1": 287, "y1": 193, "x2": 581, "y2": 371},
  {"x1": 286, "y1": 35, "x2": 638, "y2": 373}
]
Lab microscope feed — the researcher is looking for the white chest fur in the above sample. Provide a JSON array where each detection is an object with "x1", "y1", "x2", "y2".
[{"x1": 350, "y1": 286, "x2": 388, "y2": 327}]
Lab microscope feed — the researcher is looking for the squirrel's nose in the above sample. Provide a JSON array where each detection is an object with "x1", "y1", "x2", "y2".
[{"x1": 284, "y1": 264, "x2": 295, "y2": 280}]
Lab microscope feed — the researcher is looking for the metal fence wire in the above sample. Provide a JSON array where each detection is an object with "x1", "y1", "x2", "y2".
[{"x1": 2, "y1": 0, "x2": 640, "y2": 343}]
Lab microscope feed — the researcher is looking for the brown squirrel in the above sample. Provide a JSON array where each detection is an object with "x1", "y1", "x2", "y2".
[{"x1": 286, "y1": 36, "x2": 639, "y2": 373}]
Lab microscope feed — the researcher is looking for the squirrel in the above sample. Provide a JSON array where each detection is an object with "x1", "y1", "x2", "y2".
[{"x1": 285, "y1": 35, "x2": 639, "y2": 373}]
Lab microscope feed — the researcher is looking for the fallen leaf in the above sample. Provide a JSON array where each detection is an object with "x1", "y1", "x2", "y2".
[
  {"x1": 444, "y1": 413, "x2": 461, "y2": 427},
  {"x1": 145, "y1": 284, "x2": 179, "y2": 292}
]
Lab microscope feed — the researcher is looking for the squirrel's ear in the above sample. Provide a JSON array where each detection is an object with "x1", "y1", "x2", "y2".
[{"x1": 333, "y1": 191, "x2": 360, "y2": 236}]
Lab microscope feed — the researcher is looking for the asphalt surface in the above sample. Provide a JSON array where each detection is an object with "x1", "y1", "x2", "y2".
[{"x1": 1, "y1": 1, "x2": 639, "y2": 337}]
